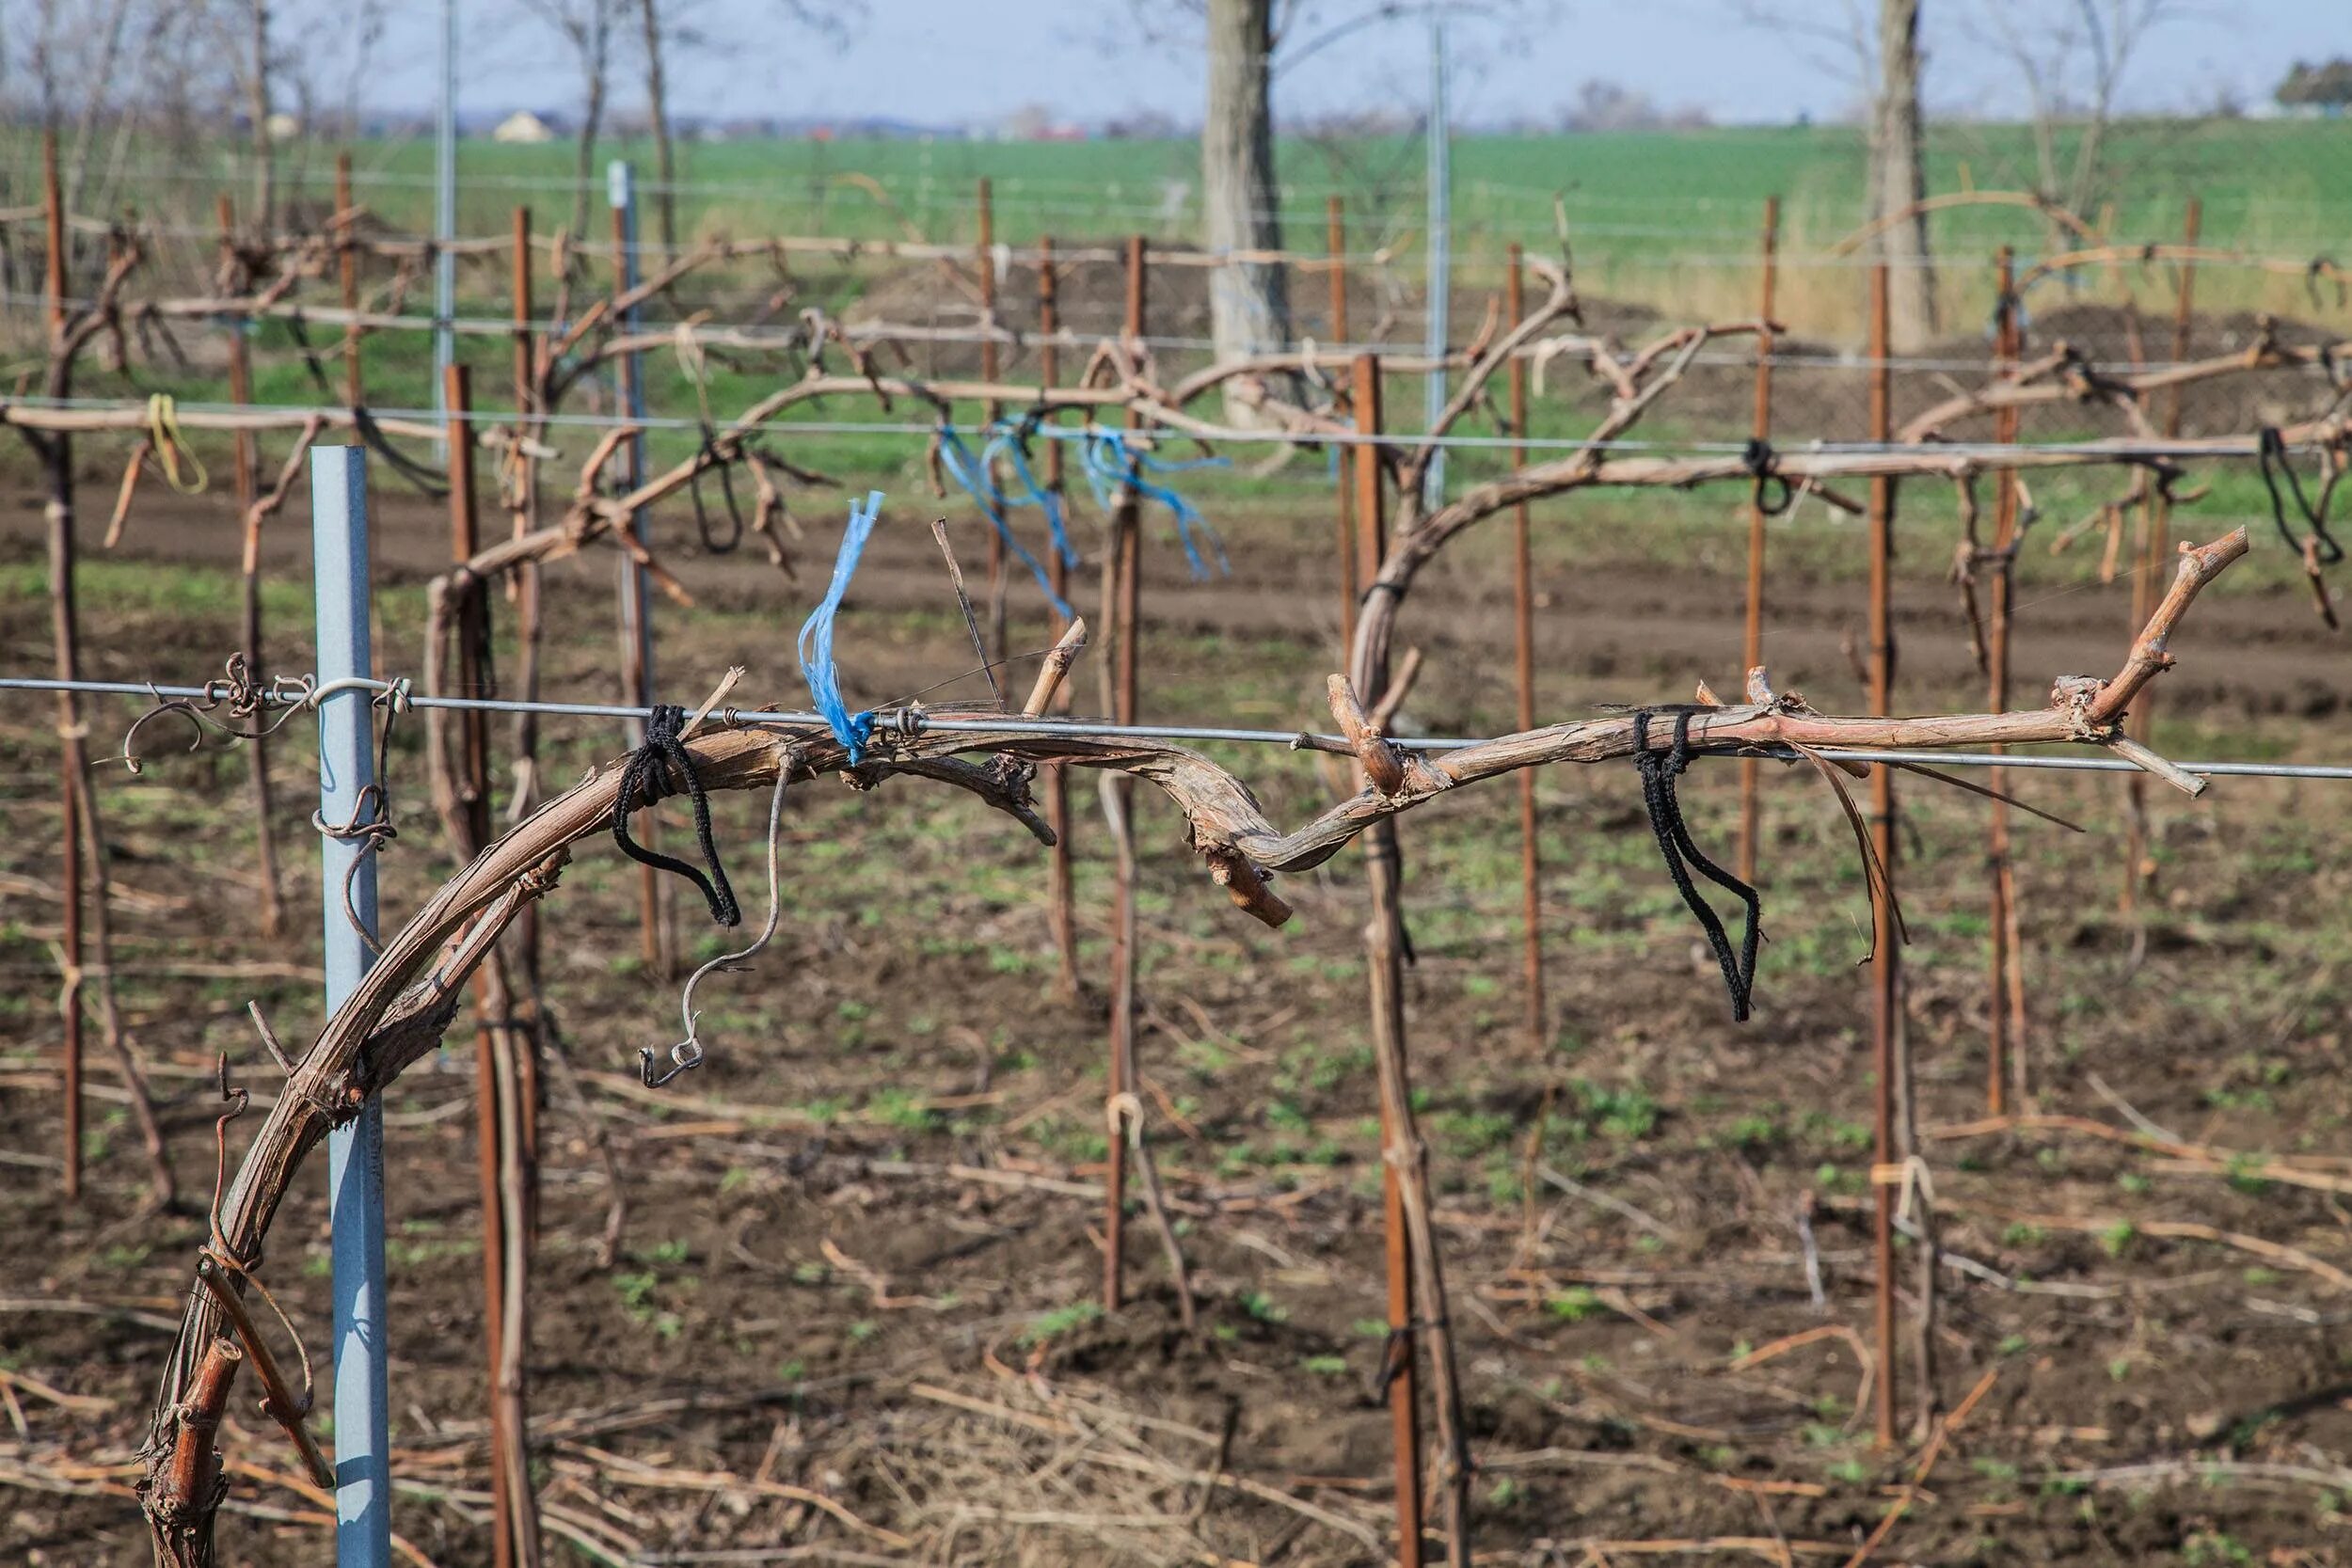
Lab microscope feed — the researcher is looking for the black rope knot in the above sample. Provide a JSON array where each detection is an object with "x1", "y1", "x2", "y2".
[
  {"x1": 1741, "y1": 437, "x2": 1792, "y2": 516},
  {"x1": 2257, "y1": 426, "x2": 2344, "y2": 566},
  {"x1": 612, "y1": 704, "x2": 741, "y2": 927},
  {"x1": 690, "y1": 429, "x2": 746, "y2": 553},
  {"x1": 1630, "y1": 708, "x2": 1762, "y2": 1022}
]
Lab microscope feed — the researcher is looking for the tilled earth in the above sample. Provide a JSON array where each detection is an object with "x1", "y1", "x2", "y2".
[{"x1": 3, "y1": 473, "x2": 2351, "y2": 1566}]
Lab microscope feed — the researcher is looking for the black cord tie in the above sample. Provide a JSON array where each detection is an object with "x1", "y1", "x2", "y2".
[
  {"x1": 1742, "y1": 437, "x2": 1792, "y2": 516},
  {"x1": 612, "y1": 705, "x2": 741, "y2": 927},
  {"x1": 284, "y1": 309, "x2": 338, "y2": 399},
  {"x1": 689, "y1": 429, "x2": 746, "y2": 553},
  {"x1": 2308, "y1": 257, "x2": 2344, "y2": 312},
  {"x1": 1631, "y1": 708, "x2": 1762, "y2": 1022},
  {"x1": 2257, "y1": 426, "x2": 2344, "y2": 566},
  {"x1": 351, "y1": 405, "x2": 452, "y2": 498}
]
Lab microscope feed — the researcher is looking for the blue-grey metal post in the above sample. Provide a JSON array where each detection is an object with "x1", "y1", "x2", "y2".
[
  {"x1": 608, "y1": 158, "x2": 656, "y2": 745},
  {"x1": 433, "y1": 0, "x2": 458, "y2": 456},
  {"x1": 1422, "y1": 6, "x2": 1452, "y2": 507},
  {"x1": 314, "y1": 444, "x2": 391, "y2": 1568}
]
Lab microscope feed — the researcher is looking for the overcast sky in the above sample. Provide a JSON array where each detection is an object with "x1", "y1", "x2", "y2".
[{"x1": 363, "y1": 2, "x2": 2336, "y2": 130}]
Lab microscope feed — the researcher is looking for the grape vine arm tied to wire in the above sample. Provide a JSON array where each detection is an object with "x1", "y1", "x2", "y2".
[{"x1": 132, "y1": 525, "x2": 2251, "y2": 1562}]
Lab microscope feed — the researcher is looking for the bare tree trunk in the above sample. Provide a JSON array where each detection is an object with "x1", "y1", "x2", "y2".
[
  {"x1": 637, "y1": 0, "x2": 678, "y2": 258},
  {"x1": 1202, "y1": 0, "x2": 1290, "y2": 410},
  {"x1": 1869, "y1": 0, "x2": 1935, "y2": 349},
  {"x1": 247, "y1": 0, "x2": 275, "y2": 225},
  {"x1": 63, "y1": 0, "x2": 136, "y2": 214}
]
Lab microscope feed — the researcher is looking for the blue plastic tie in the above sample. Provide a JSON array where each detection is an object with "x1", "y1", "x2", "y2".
[
  {"x1": 938, "y1": 422, "x2": 1075, "y2": 620},
  {"x1": 982, "y1": 425, "x2": 1079, "y2": 570},
  {"x1": 1080, "y1": 426, "x2": 1232, "y2": 579},
  {"x1": 797, "y1": 490, "x2": 885, "y2": 761}
]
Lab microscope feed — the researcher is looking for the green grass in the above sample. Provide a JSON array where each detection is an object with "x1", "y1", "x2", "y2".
[{"x1": 43, "y1": 119, "x2": 2342, "y2": 259}]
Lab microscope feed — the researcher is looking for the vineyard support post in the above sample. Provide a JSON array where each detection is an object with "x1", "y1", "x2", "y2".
[
  {"x1": 447, "y1": 366, "x2": 539, "y2": 1568},
  {"x1": 608, "y1": 159, "x2": 668, "y2": 977},
  {"x1": 1505, "y1": 243, "x2": 1543, "y2": 1050},
  {"x1": 510, "y1": 203, "x2": 546, "y2": 1008},
  {"x1": 1421, "y1": 13, "x2": 1450, "y2": 508},
  {"x1": 43, "y1": 125, "x2": 79, "y2": 1200},
  {"x1": 1037, "y1": 233, "x2": 1080, "y2": 1002},
  {"x1": 220, "y1": 191, "x2": 285, "y2": 940},
  {"x1": 337, "y1": 151, "x2": 363, "y2": 406},
  {"x1": 2125, "y1": 198, "x2": 2202, "y2": 918},
  {"x1": 433, "y1": 13, "x2": 457, "y2": 460},
  {"x1": 42, "y1": 126, "x2": 65, "y2": 337},
  {"x1": 313, "y1": 444, "x2": 391, "y2": 1568},
  {"x1": 336, "y1": 151, "x2": 380, "y2": 664},
  {"x1": 977, "y1": 177, "x2": 1007, "y2": 658},
  {"x1": 1737, "y1": 195, "x2": 1781, "y2": 885},
  {"x1": 1102, "y1": 233, "x2": 1146, "y2": 1311},
  {"x1": 1867, "y1": 262, "x2": 1900, "y2": 1448},
  {"x1": 1987, "y1": 247, "x2": 2020, "y2": 1115},
  {"x1": 1329, "y1": 196, "x2": 1356, "y2": 653},
  {"x1": 1354, "y1": 353, "x2": 1427, "y2": 1568}
]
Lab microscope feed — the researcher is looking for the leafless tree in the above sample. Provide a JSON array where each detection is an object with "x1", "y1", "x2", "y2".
[
  {"x1": 1870, "y1": 0, "x2": 1935, "y2": 349},
  {"x1": 631, "y1": 2, "x2": 859, "y2": 259},
  {"x1": 242, "y1": 0, "x2": 276, "y2": 223},
  {"x1": 1733, "y1": 0, "x2": 1935, "y2": 347},
  {"x1": 1973, "y1": 0, "x2": 2190, "y2": 232},
  {"x1": 1204, "y1": 0, "x2": 1290, "y2": 388},
  {"x1": 525, "y1": 0, "x2": 628, "y2": 237}
]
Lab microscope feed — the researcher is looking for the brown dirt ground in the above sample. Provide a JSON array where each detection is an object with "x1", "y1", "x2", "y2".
[{"x1": 3, "y1": 458, "x2": 2351, "y2": 1568}]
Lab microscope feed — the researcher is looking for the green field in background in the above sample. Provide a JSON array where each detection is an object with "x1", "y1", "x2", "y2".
[{"x1": 8, "y1": 118, "x2": 2347, "y2": 264}]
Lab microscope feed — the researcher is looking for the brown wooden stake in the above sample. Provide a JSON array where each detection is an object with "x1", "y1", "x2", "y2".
[
  {"x1": 1329, "y1": 197, "x2": 1358, "y2": 655},
  {"x1": 42, "y1": 128, "x2": 65, "y2": 340},
  {"x1": 333, "y1": 151, "x2": 388, "y2": 670},
  {"x1": 445, "y1": 367, "x2": 541, "y2": 1568},
  {"x1": 218, "y1": 193, "x2": 283, "y2": 941},
  {"x1": 1986, "y1": 248, "x2": 2020, "y2": 1116},
  {"x1": 1505, "y1": 244, "x2": 1545, "y2": 1051},
  {"x1": 509, "y1": 205, "x2": 546, "y2": 1031},
  {"x1": 43, "y1": 128, "x2": 80, "y2": 1201},
  {"x1": 2124, "y1": 199, "x2": 2201, "y2": 920},
  {"x1": 1037, "y1": 233, "x2": 1080, "y2": 1003},
  {"x1": 40, "y1": 191, "x2": 171, "y2": 1209},
  {"x1": 1354, "y1": 354, "x2": 1428, "y2": 1567},
  {"x1": 977, "y1": 178, "x2": 1007, "y2": 660},
  {"x1": 1867, "y1": 263, "x2": 1902, "y2": 1448},
  {"x1": 1102, "y1": 234, "x2": 1146, "y2": 1312},
  {"x1": 336, "y1": 152, "x2": 363, "y2": 406},
  {"x1": 612, "y1": 198, "x2": 668, "y2": 977},
  {"x1": 1737, "y1": 195, "x2": 1781, "y2": 887}
]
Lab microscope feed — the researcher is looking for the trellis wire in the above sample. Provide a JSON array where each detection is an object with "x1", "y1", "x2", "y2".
[
  {"x1": 1, "y1": 391, "x2": 2339, "y2": 461},
  {"x1": 5, "y1": 675, "x2": 2345, "y2": 783},
  {"x1": 7, "y1": 280, "x2": 2337, "y2": 380}
]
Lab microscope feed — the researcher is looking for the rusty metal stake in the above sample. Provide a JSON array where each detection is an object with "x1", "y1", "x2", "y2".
[
  {"x1": 1738, "y1": 195, "x2": 1780, "y2": 887},
  {"x1": 1867, "y1": 262, "x2": 1901, "y2": 1448}
]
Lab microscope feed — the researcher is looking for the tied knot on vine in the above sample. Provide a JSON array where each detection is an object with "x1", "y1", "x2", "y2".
[
  {"x1": 612, "y1": 704, "x2": 741, "y2": 928},
  {"x1": 2256, "y1": 426, "x2": 2344, "y2": 567},
  {"x1": 690, "y1": 430, "x2": 748, "y2": 554},
  {"x1": 309, "y1": 683, "x2": 408, "y2": 956},
  {"x1": 1741, "y1": 436, "x2": 1792, "y2": 516},
  {"x1": 1630, "y1": 707, "x2": 1762, "y2": 1022}
]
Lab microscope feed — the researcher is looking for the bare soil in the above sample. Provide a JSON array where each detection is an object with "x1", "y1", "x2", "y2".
[{"x1": 3, "y1": 476, "x2": 2351, "y2": 1567}]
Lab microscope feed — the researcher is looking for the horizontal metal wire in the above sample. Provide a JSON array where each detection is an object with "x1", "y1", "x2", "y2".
[
  {"x1": 0, "y1": 391, "x2": 2333, "y2": 461},
  {"x1": 5, "y1": 674, "x2": 2344, "y2": 783},
  {"x1": 21, "y1": 281, "x2": 2328, "y2": 379}
]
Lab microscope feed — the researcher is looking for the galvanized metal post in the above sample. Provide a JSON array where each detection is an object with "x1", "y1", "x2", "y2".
[
  {"x1": 433, "y1": 0, "x2": 457, "y2": 452},
  {"x1": 609, "y1": 159, "x2": 667, "y2": 974},
  {"x1": 313, "y1": 444, "x2": 391, "y2": 1568},
  {"x1": 609, "y1": 159, "x2": 657, "y2": 734},
  {"x1": 1421, "y1": 8, "x2": 1451, "y2": 507}
]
